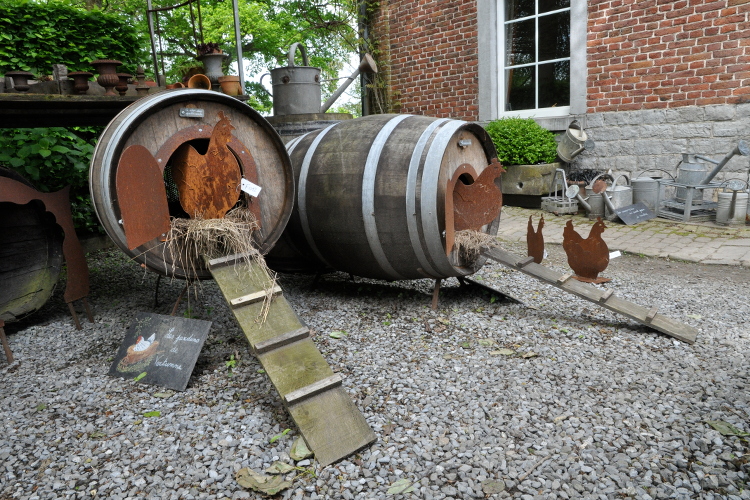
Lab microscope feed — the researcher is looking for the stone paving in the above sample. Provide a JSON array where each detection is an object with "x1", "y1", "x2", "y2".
[{"x1": 496, "y1": 205, "x2": 750, "y2": 267}]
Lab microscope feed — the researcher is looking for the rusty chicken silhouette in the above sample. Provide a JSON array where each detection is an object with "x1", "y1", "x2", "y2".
[
  {"x1": 562, "y1": 218, "x2": 610, "y2": 283},
  {"x1": 171, "y1": 111, "x2": 242, "y2": 219}
]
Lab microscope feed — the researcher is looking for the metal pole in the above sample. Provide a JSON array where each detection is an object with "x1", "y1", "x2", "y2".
[
  {"x1": 232, "y1": 0, "x2": 245, "y2": 94},
  {"x1": 147, "y1": 0, "x2": 160, "y2": 84}
]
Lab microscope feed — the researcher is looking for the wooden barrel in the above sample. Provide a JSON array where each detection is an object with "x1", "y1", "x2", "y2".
[
  {"x1": 266, "y1": 114, "x2": 501, "y2": 280},
  {"x1": 90, "y1": 89, "x2": 295, "y2": 280},
  {"x1": 0, "y1": 168, "x2": 64, "y2": 322}
]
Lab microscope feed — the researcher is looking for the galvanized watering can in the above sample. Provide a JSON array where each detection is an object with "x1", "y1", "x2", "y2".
[
  {"x1": 267, "y1": 43, "x2": 378, "y2": 116},
  {"x1": 557, "y1": 120, "x2": 595, "y2": 163}
]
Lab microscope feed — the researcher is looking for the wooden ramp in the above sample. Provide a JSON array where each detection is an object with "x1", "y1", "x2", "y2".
[
  {"x1": 482, "y1": 247, "x2": 698, "y2": 344},
  {"x1": 208, "y1": 254, "x2": 376, "y2": 466}
]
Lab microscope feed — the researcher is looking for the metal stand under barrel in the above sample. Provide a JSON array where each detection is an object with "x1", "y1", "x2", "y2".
[{"x1": 0, "y1": 320, "x2": 12, "y2": 364}]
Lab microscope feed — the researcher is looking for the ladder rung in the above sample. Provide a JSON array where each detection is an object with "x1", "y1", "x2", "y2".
[
  {"x1": 207, "y1": 252, "x2": 255, "y2": 270},
  {"x1": 645, "y1": 307, "x2": 658, "y2": 324},
  {"x1": 284, "y1": 374, "x2": 343, "y2": 406},
  {"x1": 517, "y1": 256, "x2": 535, "y2": 268},
  {"x1": 599, "y1": 289, "x2": 614, "y2": 303},
  {"x1": 255, "y1": 327, "x2": 310, "y2": 354},
  {"x1": 230, "y1": 285, "x2": 283, "y2": 308},
  {"x1": 557, "y1": 273, "x2": 572, "y2": 284}
]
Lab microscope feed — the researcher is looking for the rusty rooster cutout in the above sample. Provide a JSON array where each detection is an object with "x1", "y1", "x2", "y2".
[
  {"x1": 526, "y1": 215, "x2": 545, "y2": 264},
  {"x1": 171, "y1": 111, "x2": 242, "y2": 219},
  {"x1": 562, "y1": 217, "x2": 611, "y2": 283}
]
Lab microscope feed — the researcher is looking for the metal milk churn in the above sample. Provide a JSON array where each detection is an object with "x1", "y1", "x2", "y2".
[{"x1": 270, "y1": 43, "x2": 321, "y2": 116}]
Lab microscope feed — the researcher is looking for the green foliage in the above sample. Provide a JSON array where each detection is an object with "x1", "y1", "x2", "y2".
[
  {"x1": 0, "y1": 0, "x2": 148, "y2": 76},
  {"x1": 485, "y1": 117, "x2": 558, "y2": 166},
  {"x1": 0, "y1": 127, "x2": 102, "y2": 232}
]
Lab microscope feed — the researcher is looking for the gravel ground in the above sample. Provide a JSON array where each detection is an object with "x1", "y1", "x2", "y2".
[{"x1": 2, "y1": 239, "x2": 750, "y2": 500}]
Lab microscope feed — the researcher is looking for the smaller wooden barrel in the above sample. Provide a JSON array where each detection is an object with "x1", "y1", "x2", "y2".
[
  {"x1": 90, "y1": 90, "x2": 295, "y2": 280},
  {"x1": 0, "y1": 168, "x2": 63, "y2": 322},
  {"x1": 266, "y1": 114, "x2": 501, "y2": 280}
]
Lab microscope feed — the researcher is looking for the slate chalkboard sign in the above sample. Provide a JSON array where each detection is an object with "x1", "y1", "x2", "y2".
[
  {"x1": 615, "y1": 202, "x2": 656, "y2": 225},
  {"x1": 108, "y1": 312, "x2": 212, "y2": 391}
]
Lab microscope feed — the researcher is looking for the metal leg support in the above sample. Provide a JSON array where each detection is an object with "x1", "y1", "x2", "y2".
[
  {"x1": 0, "y1": 320, "x2": 13, "y2": 364},
  {"x1": 431, "y1": 279, "x2": 442, "y2": 311}
]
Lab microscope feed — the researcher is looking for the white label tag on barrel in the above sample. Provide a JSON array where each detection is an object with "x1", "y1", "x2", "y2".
[
  {"x1": 241, "y1": 178, "x2": 262, "y2": 197},
  {"x1": 179, "y1": 108, "x2": 205, "y2": 118}
]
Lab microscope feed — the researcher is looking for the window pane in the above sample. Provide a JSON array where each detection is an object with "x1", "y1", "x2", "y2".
[
  {"x1": 505, "y1": 66, "x2": 535, "y2": 111},
  {"x1": 539, "y1": 0, "x2": 569, "y2": 14},
  {"x1": 538, "y1": 11, "x2": 570, "y2": 61},
  {"x1": 505, "y1": 0, "x2": 534, "y2": 20},
  {"x1": 538, "y1": 60, "x2": 569, "y2": 108},
  {"x1": 505, "y1": 18, "x2": 535, "y2": 66}
]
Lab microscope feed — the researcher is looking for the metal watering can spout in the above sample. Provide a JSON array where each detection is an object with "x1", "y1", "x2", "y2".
[
  {"x1": 698, "y1": 140, "x2": 750, "y2": 185},
  {"x1": 320, "y1": 53, "x2": 378, "y2": 113}
]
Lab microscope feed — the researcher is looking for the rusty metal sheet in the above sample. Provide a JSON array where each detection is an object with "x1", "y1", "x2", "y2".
[
  {"x1": 0, "y1": 178, "x2": 90, "y2": 303},
  {"x1": 116, "y1": 144, "x2": 172, "y2": 250},
  {"x1": 526, "y1": 215, "x2": 545, "y2": 264},
  {"x1": 562, "y1": 218, "x2": 611, "y2": 283},
  {"x1": 452, "y1": 159, "x2": 505, "y2": 232},
  {"x1": 170, "y1": 111, "x2": 242, "y2": 219}
]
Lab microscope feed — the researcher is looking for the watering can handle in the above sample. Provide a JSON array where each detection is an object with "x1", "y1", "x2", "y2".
[
  {"x1": 636, "y1": 168, "x2": 675, "y2": 181},
  {"x1": 259, "y1": 73, "x2": 272, "y2": 96},
  {"x1": 611, "y1": 174, "x2": 630, "y2": 187},
  {"x1": 288, "y1": 43, "x2": 310, "y2": 67}
]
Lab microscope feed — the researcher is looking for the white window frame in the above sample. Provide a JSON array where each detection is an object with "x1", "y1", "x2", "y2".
[
  {"x1": 499, "y1": 4, "x2": 571, "y2": 118},
  {"x1": 478, "y1": 0, "x2": 587, "y2": 123}
]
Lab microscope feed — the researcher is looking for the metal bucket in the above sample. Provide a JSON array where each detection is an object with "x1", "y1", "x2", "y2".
[
  {"x1": 632, "y1": 169, "x2": 673, "y2": 210},
  {"x1": 717, "y1": 191, "x2": 749, "y2": 225},
  {"x1": 675, "y1": 154, "x2": 707, "y2": 202},
  {"x1": 584, "y1": 192, "x2": 605, "y2": 220},
  {"x1": 270, "y1": 43, "x2": 321, "y2": 116},
  {"x1": 557, "y1": 120, "x2": 594, "y2": 163}
]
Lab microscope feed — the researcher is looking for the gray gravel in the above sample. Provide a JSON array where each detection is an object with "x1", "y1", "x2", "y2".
[{"x1": 2, "y1": 239, "x2": 750, "y2": 500}]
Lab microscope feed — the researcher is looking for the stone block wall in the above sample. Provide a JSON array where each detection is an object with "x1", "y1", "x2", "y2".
[{"x1": 574, "y1": 103, "x2": 750, "y2": 185}]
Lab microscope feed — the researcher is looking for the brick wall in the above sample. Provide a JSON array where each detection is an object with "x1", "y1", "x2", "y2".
[
  {"x1": 369, "y1": 0, "x2": 479, "y2": 120},
  {"x1": 588, "y1": 0, "x2": 750, "y2": 113}
]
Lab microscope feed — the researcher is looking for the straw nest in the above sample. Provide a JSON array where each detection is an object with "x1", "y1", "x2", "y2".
[
  {"x1": 161, "y1": 206, "x2": 277, "y2": 322},
  {"x1": 453, "y1": 229, "x2": 498, "y2": 266}
]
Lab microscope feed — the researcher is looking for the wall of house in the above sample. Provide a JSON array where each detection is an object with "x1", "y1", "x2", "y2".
[
  {"x1": 368, "y1": 0, "x2": 480, "y2": 120},
  {"x1": 370, "y1": 0, "x2": 750, "y2": 185},
  {"x1": 587, "y1": 0, "x2": 750, "y2": 112}
]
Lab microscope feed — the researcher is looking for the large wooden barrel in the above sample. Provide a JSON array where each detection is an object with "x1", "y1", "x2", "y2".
[
  {"x1": 0, "y1": 168, "x2": 64, "y2": 322},
  {"x1": 90, "y1": 89, "x2": 295, "y2": 280},
  {"x1": 266, "y1": 114, "x2": 501, "y2": 280}
]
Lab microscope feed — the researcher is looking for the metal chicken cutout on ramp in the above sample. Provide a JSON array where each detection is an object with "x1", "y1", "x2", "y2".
[
  {"x1": 207, "y1": 254, "x2": 376, "y2": 466},
  {"x1": 481, "y1": 247, "x2": 698, "y2": 344}
]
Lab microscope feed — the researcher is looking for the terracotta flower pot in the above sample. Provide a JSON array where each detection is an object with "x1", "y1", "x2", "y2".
[
  {"x1": 67, "y1": 71, "x2": 93, "y2": 95},
  {"x1": 165, "y1": 82, "x2": 185, "y2": 90},
  {"x1": 218, "y1": 75, "x2": 242, "y2": 96},
  {"x1": 187, "y1": 73, "x2": 212, "y2": 90},
  {"x1": 5, "y1": 71, "x2": 34, "y2": 92},
  {"x1": 116, "y1": 73, "x2": 132, "y2": 96},
  {"x1": 91, "y1": 59, "x2": 122, "y2": 96}
]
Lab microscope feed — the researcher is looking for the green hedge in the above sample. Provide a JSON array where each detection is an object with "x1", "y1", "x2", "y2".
[
  {"x1": 0, "y1": 0, "x2": 148, "y2": 75},
  {"x1": 485, "y1": 117, "x2": 557, "y2": 166}
]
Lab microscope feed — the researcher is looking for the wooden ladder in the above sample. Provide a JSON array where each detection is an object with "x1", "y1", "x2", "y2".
[
  {"x1": 208, "y1": 254, "x2": 376, "y2": 466},
  {"x1": 482, "y1": 247, "x2": 698, "y2": 344}
]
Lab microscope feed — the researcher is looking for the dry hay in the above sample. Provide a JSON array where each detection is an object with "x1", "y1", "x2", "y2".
[
  {"x1": 453, "y1": 229, "x2": 498, "y2": 266},
  {"x1": 162, "y1": 206, "x2": 277, "y2": 322}
]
